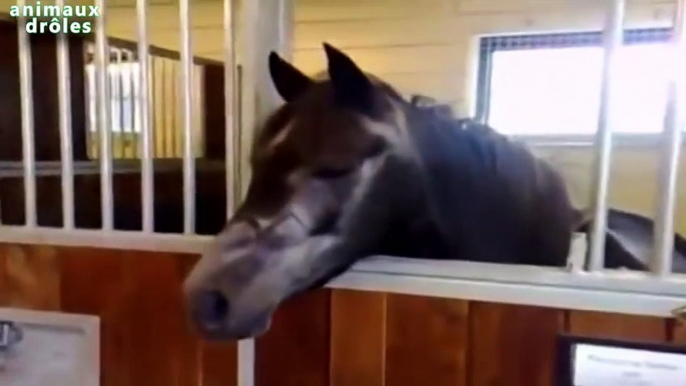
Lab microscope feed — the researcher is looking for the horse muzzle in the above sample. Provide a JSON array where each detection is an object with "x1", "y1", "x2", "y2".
[{"x1": 185, "y1": 287, "x2": 273, "y2": 340}]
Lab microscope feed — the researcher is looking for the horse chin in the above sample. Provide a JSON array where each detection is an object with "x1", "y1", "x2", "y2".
[
  {"x1": 197, "y1": 312, "x2": 274, "y2": 341},
  {"x1": 231, "y1": 315, "x2": 272, "y2": 340}
]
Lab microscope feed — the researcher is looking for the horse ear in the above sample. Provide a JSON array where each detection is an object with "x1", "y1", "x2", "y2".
[
  {"x1": 268, "y1": 51, "x2": 313, "y2": 102},
  {"x1": 323, "y1": 43, "x2": 374, "y2": 112}
]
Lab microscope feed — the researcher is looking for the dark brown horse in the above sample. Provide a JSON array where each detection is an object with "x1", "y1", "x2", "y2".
[{"x1": 182, "y1": 43, "x2": 686, "y2": 340}]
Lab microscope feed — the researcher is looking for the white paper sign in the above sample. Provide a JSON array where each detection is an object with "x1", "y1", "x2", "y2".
[{"x1": 573, "y1": 343, "x2": 686, "y2": 386}]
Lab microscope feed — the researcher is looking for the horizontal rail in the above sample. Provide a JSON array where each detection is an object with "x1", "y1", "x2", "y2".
[
  {"x1": 92, "y1": 36, "x2": 223, "y2": 67},
  {"x1": 329, "y1": 269, "x2": 686, "y2": 318},
  {"x1": 0, "y1": 226, "x2": 211, "y2": 254},
  {"x1": 348, "y1": 256, "x2": 686, "y2": 299},
  {"x1": 0, "y1": 160, "x2": 225, "y2": 177},
  {"x1": 2, "y1": 226, "x2": 686, "y2": 318}
]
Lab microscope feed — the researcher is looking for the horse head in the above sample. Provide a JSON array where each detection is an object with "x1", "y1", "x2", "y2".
[{"x1": 183, "y1": 43, "x2": 420, "y2": 340}]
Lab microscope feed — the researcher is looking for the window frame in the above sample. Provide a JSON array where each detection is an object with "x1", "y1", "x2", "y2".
[{"x1": 474, "y1": 27, "x2": 674, "y2": 146}]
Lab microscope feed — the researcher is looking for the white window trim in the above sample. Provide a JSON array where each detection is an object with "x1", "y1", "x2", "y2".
[{"x1": 474, "y1": 28, "x2": 679, "y2": 148}]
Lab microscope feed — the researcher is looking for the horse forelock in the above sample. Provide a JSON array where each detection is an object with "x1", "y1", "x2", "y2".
[
  {"x1": 253, "y1": 72, "x2": 410, "y2": 164},
  {"x1": 252, "y1": 102, "x2": 295, "y2": 162}
]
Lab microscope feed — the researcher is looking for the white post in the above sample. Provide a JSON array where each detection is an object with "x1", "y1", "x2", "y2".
[
  {"x1": 237, "y1": 338, "x2": 255, "y2": 386},
  {"x1": 95, "y1": 0, "x2": 114, "y2": 231},
  {"x1": 586, "y1": 0, "x2": 626, "y2": 271},
  {"x1": 651, "y1": 0, "x2": 686, "y2": 276},
  {"x1": 56, "y1": 0, "x2": 75, "y2": 230},
  {"x1": 224, "y1": 0, "x2": 237, "y2": 218},
  {"x1": 16, "y1": 0, "x2": 37, "y2": 228},
  {"x1": 180, "y1": 0, "x2": 196, "y2": 234},
  {"x1": 137, "y1": 0, "x2": 155, "y2": 233},
  {"x1": 237, "y1": 2, "x2": 259, "y2": 382}
]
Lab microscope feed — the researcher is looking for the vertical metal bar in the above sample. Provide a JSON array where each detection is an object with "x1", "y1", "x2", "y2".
[
  {"x1": 57, "y1": 0, "x2": 75, "y2": 230},
  {"x1": 224, "y1": 0, "x2": 236, "y2": 217},
  {"x1": 238, "y1": 0, "x2": 258, "y2": 201},
  {"x1": 651, "y1": 0, "x2": 686, "y2": 276},
  {"x1": 237, "y1": 339, "x2": 255, "y2": 386},
  {"x1": 95, "y1": 0, "x2": 114, "y2": 231},
  {"x1": 116, "y1": 48, "x2": 126, "y2": 159},
  {"x1": 161, "y1": 60, "x2": 169, "y2": 158},
  {"x1": 171, "y1": 63, "x2": 178, "y2": 157},
  {"x1": 180, "y1": 0, "x2": 196, "y2": 234},
  {"x1": 16, "y1": 0, "x2": 37, "y2": 228},
  {"x1": 127, "y1": 50, "x2": 136, "y2": 159},
  {"x1": 110, "y1": 48, "x2": 121, "y2": 158},
  {"x1": 586, "y1": 0, "x2": 626, "y2": 272},
  {"x1": 85, "y1": 46, "x2": 96, "y2": 159},
  {"x1": 236, "y1": 0, "x2": 258, "y2": 384},
  {"x1": 137, "y1": 0, "x2": 154, "y2": 233},
  {"x1": 150, "y1": 56, "x2": 157, "y2": 158}
]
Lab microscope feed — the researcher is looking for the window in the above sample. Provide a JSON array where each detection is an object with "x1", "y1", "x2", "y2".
[
  {"x1": 85, "y1": 61, "x2": 141, "y2": 134},
  {"x1": 475, "y1": 28, "x2": 680, "y2": 137}
]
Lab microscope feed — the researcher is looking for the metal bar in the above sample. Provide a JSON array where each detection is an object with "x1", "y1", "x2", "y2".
[
  {"x1": 16, "y1": 2, "x2": 37, "y2": 227},
  {"x1": 651, "y1": 0, "x2": 686, "y2": 276},
  {"x1": 56, "y1": 0, "x2": 75, "y2": 230},
  {"x1": 586, "y1": 0, "x2": 626, "y2": 272},
  {"x1": 17, "y1": 0, "x2": 37, "y2": 228},
  {"x1": 116, "y1": 48, "x2": 126, "y2": 159},
  {"x1": 237, "y1": 339, "x2": 255, "y2": 386},
  {"x1": 127, "y1": 50, "x2": 136, "y2": 159},
  {"x1": 94, "y1": 0, "x2": 114, "y2": 231},
  {"x1": 180, "y1": 0, "x2": 196, "y2": 234},
  {"x1": 151, "y1": 56, "x2": 158, "y2": 158},
  {"x1": 84, "y1": 45, "x2": 96, "y2": 159},
  {"x1": 224, "y1": 0, "x2": 236, "y2": 217},
  {"x1": 137, "y1": 0, "x2": 154, "y2": 233},
  {"x1": 234, "y1": 0, "x2": 258, "y2": 382},
  {"x1": 238, "y1": 0, "x2": 258, "y2": 201},
  {"x1": 111, "y1": 48, "x2": 122, "y2": 158},
  {"x1": 161, "y1": 60, "x2": 170, "y2": 158},
  {"x1": 171, "y1": 63, "x2": 178, "y2": 157}
]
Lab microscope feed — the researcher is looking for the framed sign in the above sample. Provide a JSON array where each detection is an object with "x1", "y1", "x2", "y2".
[
  {"x1": 0, "y1": 308, "x2": 99, "y2": 386},
  {"x1": 556, "y1": 334, "x2": 686, "y2": 386}
]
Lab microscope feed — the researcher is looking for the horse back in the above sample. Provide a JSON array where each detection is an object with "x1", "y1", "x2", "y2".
[{"x1": 409, "y1": 116, "x2": 576, "y2": 266}]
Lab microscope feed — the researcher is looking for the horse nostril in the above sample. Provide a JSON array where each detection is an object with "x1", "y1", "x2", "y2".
[{"x1": 198, "y1": 290, "x2": 230, "y2": 326}]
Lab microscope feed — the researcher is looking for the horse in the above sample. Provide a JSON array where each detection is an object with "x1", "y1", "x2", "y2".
[{"x1": 182, "y1": 42, "x2": 686, "y2": 340}]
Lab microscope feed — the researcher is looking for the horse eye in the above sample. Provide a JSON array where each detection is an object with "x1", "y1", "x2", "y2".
[{"x1": 312, "y1": 167, "x2": 353, "y2": 179}]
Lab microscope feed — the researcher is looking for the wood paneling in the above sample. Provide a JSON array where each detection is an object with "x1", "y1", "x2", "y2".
[
  {"x1": 330, "y1": 290, "x2": 386, "y2": 386},
  {"x1": 385, "y1": 294, "x2": 468, "y2": 386},
  {"x1": 0, "y1": 244, "x2": 61, "y2": 310},
  {"x1": 1, "y1": 243, "x2": 682, "y2": 386},
  {"x1": 256, "y1": 290, "x2": 331, "y2": 386},
  {"x1": 470, "y1": 303, "x2": 564, "y2": 386},
  {"x1": 567, "y1": 310, "x2": 669, "y2": 342}
]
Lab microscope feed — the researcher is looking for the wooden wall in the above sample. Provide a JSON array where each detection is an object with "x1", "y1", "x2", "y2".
[{"x1": 2, "y1": 243, "x2": 685, "y2": 386}]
